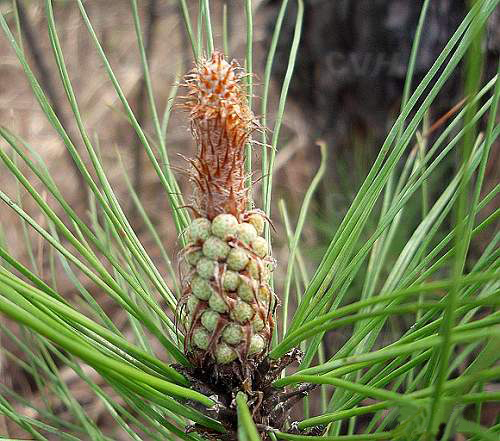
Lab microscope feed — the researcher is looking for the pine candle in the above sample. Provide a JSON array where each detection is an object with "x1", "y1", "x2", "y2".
[{"x1": 179, "y1": 52, "x2": 276, "y2": 367}]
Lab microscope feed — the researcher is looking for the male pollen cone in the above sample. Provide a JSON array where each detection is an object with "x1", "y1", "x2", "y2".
[{"x1": 182, "y1": 51, "x2": 256, "y2": 221}]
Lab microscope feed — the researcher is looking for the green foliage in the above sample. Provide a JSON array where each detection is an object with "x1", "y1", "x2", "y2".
[{"x1": 0, "y1": 0, "x2": 499, "y2": 440}]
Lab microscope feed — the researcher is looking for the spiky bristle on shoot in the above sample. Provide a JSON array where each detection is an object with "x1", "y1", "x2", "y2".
[{"x1": 182, "y1": 51, "x2": 257, "y2": 221}]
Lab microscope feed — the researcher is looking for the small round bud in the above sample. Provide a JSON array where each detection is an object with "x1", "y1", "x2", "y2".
[
  {"x1": 230, "y1": 299, "x2": 254, "y2": 323},
  {"x1": 247, "y1": 259, "x2": 258, "y2": 279},
  {"x1": 247, "y1": 214, "x2": 265, "y2": 236},
  {"x1": 237, "y1": 279, "x2": 255, "y2": 302},
  {"x1": 249, "y1": 334, "x2": 265, "y2": 355},
  {"x1": 222, "y1": 323, "x2": 243, "y2": 345},
  {"x1": 187, "y1": 295, "x2": 200, "y2": 314},
  {"x1": 209, "y1": 291, "x2": 228, "y2": 313},
  {"x1": 188, "y1": 218, "x2": 211, "y2": 243},
  {"x1": 235, "y1": 223, "x2": 257, "y2": 244},
  {"x1": 215, "y1": 342, "x2": 237, "y2": 364},
  {"x1": 185, "y1": 249, "x2": 203, "y2": 266},
  {"x1": 191, "y1": 276, "x2": 214, "y2": 300},
  {"x1": 258, "y1": 286, "x2": 271, "y2": 305},
  {"x1": 203, "y1": 236, "x2": 231, "y2": 261},
  {"x1": 252, "y1": 314, "x2": 265, "y2": 332},
  {"x1": 223, "y1": 270, "x2": 240, "y2": 291},
  {"x1": 196, "y1": 257, "x2": 217, "y2": 280},
  {"x1": 247, "y1": 260, "x2": 271, "y2": 281},
  {"x1": 201, "y1": 309, "x2": 220, "y2": 332},
  {"x1": 212, "y1": 214, "x2": 238, "y2": 240},
  {"x1": 192, "y1": 327, "x2": 210, "y2": 350},
  {"x1": 251, "y1": 237, "x2": 268, "y2": 258},
  {"x1": 227, "y1": 247, "x2": 249, "y2": 271}
]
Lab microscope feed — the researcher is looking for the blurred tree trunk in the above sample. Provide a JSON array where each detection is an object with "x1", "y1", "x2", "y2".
[{"x1": 264, "y1": 0, "x2": 499, "y2": 151}]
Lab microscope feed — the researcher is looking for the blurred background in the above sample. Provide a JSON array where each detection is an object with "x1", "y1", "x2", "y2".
[{"x1": 0, "y1": 0, "x2": 498, "y2": 438}]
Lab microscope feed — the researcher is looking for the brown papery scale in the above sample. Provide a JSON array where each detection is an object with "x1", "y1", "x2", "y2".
[{"x1": 175, "y1": 52, "x2": 322, "y2": 441}]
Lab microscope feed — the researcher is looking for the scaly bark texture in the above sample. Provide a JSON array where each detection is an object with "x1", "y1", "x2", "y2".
[{"x1": 179, "y1": 52, "x2": 276, "y2": 368}]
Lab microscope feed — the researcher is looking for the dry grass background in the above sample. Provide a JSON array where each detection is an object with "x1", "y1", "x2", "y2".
[{"x1": 0, "y1": 1, "x2": 321, "y2": 438}]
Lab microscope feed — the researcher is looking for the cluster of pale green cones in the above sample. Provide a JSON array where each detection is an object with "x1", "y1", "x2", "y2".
[{"x1": 180, "y1": 211, "x2": 276, "y2": 366}]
